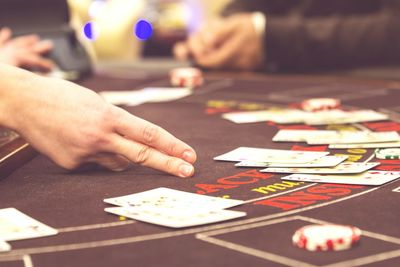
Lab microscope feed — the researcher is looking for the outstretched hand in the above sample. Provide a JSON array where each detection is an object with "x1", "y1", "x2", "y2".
[
  {"x1": 0, "y1": 66, "x2": 196, "y2": 177},
  {"x1": 0, "y1": 27, "x2": 54, "y2": 71}
]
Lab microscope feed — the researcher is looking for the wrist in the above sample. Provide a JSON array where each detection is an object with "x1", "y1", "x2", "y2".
[{"x1": 0, "y1": 64, "x2": 41, "y2": 131}]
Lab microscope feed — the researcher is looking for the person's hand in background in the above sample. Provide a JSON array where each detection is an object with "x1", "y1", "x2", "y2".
[
  {"x1": 0, "y1": 27, "x2": 54, "y2": 71},
  {"x1": 174, "y1": 13, "x2": 264, "y2": 71},
  {"x1": 0, "y1": 64, "x2": 197, "y2": 177}
]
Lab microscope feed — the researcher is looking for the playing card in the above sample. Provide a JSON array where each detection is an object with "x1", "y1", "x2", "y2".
[
  {"x1": 307, "y1": 131, "x2": 400, "y2": 145},
  {"x1": 235, "y1": 155, "x2": 348, "y2": 168},
  {"x1": 281, "y1": 170, "x2": 400, "y2": 185},
  {"x1": 104, "y1": 206, "x2": 246, "y2": 228},
  {"x1": 99, "y1": 90, "x2": 150, "y2": 106},
  {"x1": 214, "y1": 147, "x2": 328, "y2": 163},
  {"x1": 0, "y1": 208, "x2": 58, "y2": 241},
  {"x1": 304, "y1": 110, "x2": 388, "y2": 125},
  {"x1": 104, "y1": 187, "x2": 244, "y2": 210},
  {"x1": 329, "y1": 141, "x2": 400, "y2": 149},
  {"x1": 222, "y1": 109, "x2": 307, "y2": 124},
  {"x1": 272, "y1": 130, "x2": 338, "y2": 142},
  {"x1": 99, "y1": 87, "x2": 191, "y2": 106},
  {"x1": 261, "y1": 162, "x2": 380, "y2": 174},
  {"x1": 140, "y1": 87, "x2": 192, "y2": 103},
  {"x1": 0, "y1": 239, "x2": 11, "y2": 252}
]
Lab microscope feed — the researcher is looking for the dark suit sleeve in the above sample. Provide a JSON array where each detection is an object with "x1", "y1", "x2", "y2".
[{"x1": 223, "y1": 0, "x2": 400, "y2": 72}]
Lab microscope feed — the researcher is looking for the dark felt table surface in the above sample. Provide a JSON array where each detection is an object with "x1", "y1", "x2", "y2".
[{"x1": 0, "y1": 71, "x2": 399, "y2": 267}]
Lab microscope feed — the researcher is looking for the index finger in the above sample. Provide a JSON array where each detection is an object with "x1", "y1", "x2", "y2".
[
  {"x1": 113, "y1": 108, "x2": 197, "y2": 164},
  {"x1": 0, "y1": 27, "x2": 12, "y2": 44}
]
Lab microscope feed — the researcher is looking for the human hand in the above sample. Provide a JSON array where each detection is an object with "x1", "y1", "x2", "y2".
[
  {"x1": 0, "y1": 27, "x2": 54, "y2": 71},
  {"x1": 174, "y1": 13, "x2": 264, "y2": 71},
  {"x1": 2, "y1": 68, "x2": 196, "y2": 177}
]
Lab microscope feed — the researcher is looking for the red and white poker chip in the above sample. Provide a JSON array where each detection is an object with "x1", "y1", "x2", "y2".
[
  {"x1": 292, "y1": 224, "x2": 361, "y2": 251},
  {"x1": 170, "y1": 67, "x2": 203, "y2": 88},
  {"x1": 301, "y1": 98, "x2": 341, "y2": 112}
]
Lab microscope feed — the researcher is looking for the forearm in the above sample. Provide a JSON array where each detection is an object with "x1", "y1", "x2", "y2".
[{"x1": 0, "y1": 64, "x2": 38, "y2": 130}]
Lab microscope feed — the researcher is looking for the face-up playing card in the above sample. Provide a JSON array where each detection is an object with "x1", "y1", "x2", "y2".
[
  {"x1": 329, "y1": 141, "x2": 400, "y2": 149},
  {"x1": 235, "y1": 155, "x2": 348, "y2": 168},
  {"x1": 104, "y1": 187, "x2": 244, "y2": 210},
  {"x1": 307, "y1": 131, "x2": 400, "y2": 145},
  {"x1": 272, "y1": 130, "x2": 338, "y2": 142},
  {"x1": 222, "y1": 109, "x2": 308, "y2": 124},
  {"x1": 261, "y1": 162, "x2": 380, "y2": 174},
  {"x1": 0, "y1": 208, "x2": 58, "y2": 241},
  {"x1": 281, "y1": 170, "x2": 400, "y2": 185},
  {"x1": 304, "y1": 110, "x2": 388, "y2": 125},
  {"x1": 272, "y1": 130, "x2": 400, "y2": 145},
  {"x1": 214, "y1": 147, "x2": 328, "y2": 163},
  {"x1": 0, "y1": 239, "x2": 11, "y2": 252},
  {"x1": 104, "y1": 206, "x2": 246, "y2": 228}
]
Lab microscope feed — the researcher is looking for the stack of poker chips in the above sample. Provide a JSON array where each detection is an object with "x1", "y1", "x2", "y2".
[
  {"x1": 292, "y1": 224, "x2": 362, "y2": 251},
  {"x1": 169, "y1": 67, "x2": 204, "y2": 88}
]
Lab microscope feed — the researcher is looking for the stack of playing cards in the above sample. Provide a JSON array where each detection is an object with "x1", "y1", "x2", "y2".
[
  {"x1": 214, "y1": 147, "x2": 400, "y2": 186},
  {"x1": 0, "y1": 208, "x2": 58, "y2": 252},
  {"x1": 222, "y1": 108, "x2": 388, "y2": 125},
  {"x1": 281, "y1": 171, "x2": 400, "y2": 186},
  {"x1": 273, "y1": 129, "x2": 400, "y2": 149},
  {"x1": 104, "y1": 188, "x2": 246, "y2": 228},
  {"x1": 99, "y1": 87, "x2": 192, "y2": 106}
]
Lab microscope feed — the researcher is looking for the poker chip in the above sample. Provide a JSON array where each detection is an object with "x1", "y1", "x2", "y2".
[
  {"x1": 170, "y1": 67, "x2": 203, "y2": 88},
  {"x1": 292, "y1": 224, "x2": 361, "y2": 251},
  {"x1": 375, "y1": 148, "x2": 400, "y2": 159},
  {"x1": 301, "y1": 98, "x2": 341, "y2": 112}
]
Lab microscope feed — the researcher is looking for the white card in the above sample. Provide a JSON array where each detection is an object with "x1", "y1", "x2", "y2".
[
  {"x1": 329, "y1": 141, "x2": 400, "y2": 149},
  {"x1": 281, "y1": 171, "x2": 400, "y2": 185},
  {"x1": 104, "y1": 187, "x2": 244, "y2": 210},
  {"x1": 222, "y1": 109, "x2": 307, "y2": 124},
  {"x1": 304, "y1": 110, "x2": 388, "y2": 125},
  {"x1": 99, "y1": 90, "x2": 149, "y2": 106},
  {"x1": 0, "y1": 239, "x2": 11, "y2": 252},
  {"x1": 140, "y1": 87, "x2": 192, "y2": 103},
  {"x1": 0, "y1": 208, "x2": 58, "y2": 241},
  {"x1": 99, "y1": 87, "x2": 191, "y2": 106},
  {"x1": 307, "y1": 131, "x2": 400, "y2": 145},
  {"x1": 214, "y1": 147, "x2": 328, "y2": 163},
  {"x1": 235, "y1": 155, "x2": 348, "y2": 168},
  {"x1": 272, "y1": 130, "x2": 338, "y2": 142},
  {"x1": 272, "y1": 130, "x2": 400, "y2": 144},
  {"x1": 105, "y1": 206, "x2": 246, "y2": 228},
  {"x1": 261, "y1": 162, "x2": 380, "y2": 174}
]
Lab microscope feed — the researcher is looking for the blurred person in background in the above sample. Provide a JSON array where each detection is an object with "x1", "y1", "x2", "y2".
[
  {"x1": 0, "y1": 27, "x2": 54, "y2": 71},
  {"x1": 174, "y1": 0, "x2": 400, "y2": 72}
]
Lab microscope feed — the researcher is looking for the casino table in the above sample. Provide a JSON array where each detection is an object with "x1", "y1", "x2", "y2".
[{"x1": 1, "y1": 69, "x2": 400, "y2": 267}]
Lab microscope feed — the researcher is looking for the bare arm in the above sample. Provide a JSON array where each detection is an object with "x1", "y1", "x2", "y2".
[{"x1": 0, "y1": 64, "x2": 197, "y2": 177}]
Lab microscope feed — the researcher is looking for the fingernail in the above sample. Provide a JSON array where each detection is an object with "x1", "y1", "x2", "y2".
[
  {"x1": 183, "y1": 150, "x2": 196, "y2": 163},
  {"x1": 179, "y1": 164, "x2": 194, "y2": 178}
]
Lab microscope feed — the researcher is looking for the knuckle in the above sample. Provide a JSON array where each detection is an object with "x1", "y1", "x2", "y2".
[
  {"x1": 134, "y1": 146, "x2": 152, "y2": 164},
  {"x1": 165, "y1": 157, "x2": 176, "y2": 174},
  {"x1": 82, "y1": 130, "x2": 109, "y2": 151},
  {"x1": 168, "y1": 141, "x2": 178, "y2": 155},
  {"x1": 142, "y1": 125, "x2": 160, "y2": 144}
]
